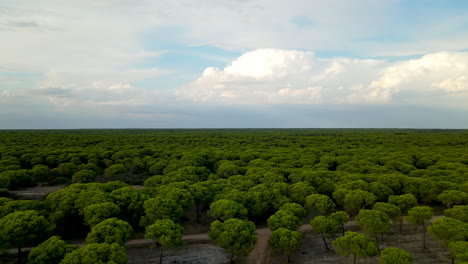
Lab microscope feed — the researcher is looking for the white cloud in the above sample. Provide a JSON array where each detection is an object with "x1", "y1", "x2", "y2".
[{"x1": 180, "y1": 49, "x2": 468, "y2": 107}]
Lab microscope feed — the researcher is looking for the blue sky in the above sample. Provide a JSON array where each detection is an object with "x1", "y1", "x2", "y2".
[{"x1": 1, "y1": 0, "x2": 468, "y2": 128}]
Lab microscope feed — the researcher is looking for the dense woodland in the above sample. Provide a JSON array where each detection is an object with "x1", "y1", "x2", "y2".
[{"x1": 2, "y1": 129, "x2": 468, "y2": 263}]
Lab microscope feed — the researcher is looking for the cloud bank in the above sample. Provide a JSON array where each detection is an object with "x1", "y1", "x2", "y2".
[{"x1": 179, "y1": 49, "x2": 468, "y2": 108}]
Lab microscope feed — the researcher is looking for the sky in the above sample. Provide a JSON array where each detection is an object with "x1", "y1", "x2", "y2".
[{"x1": 1, "y1": 0, "x2": 468, "y2": 129}]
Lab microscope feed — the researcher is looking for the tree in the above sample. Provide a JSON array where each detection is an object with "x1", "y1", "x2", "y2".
[
  {"x1": 268, "y1": 228, "x2": 302, "y2": 263},
  {"x1": 369, "y1": 182, "x2": 394, "y2": 202},
  {"x1": 209, "y1": 218, "x2": 257, "y2": 263},
  {"x1": 61, "y1": 243, "x2": 127, "y2": 264},
  {"x1": 83, "y1": 202, "x2": 120, "y2": 227},
  {"x1": 449, "y1": 241, "x2": 468, "y2": 264},
  {"x1": 208, "y1": 199, "x2": 248, "y2": 221},
  {"x1": 85, "y1": 218, "x2": 133, "y2": 245},
  {"x1": 438, "y1": 190, "x2": 468, "y2": 208},
  {"x1": 189, "y1": 183, "x2": 212, "y2": 223},
  {"x1": 372, "y1": 202, "x2": 401, "y2": 226},
  {"x1": 280, "y1": 202, "x2": 306, "y2": 218},
  {"x1": 444, "y1": 205, "x2": 468, "y2": 222},
  {"x1": 310, "y1": 215, "x2": 339, "y2": 251},
  {"x1": 104, "y1": 164, "x2": 127, "y2": 178},
  {"x1": 28, "y1": 236, "x2": 78, "y2": 264},
  {"x1": 0, "y1": 210, "x2": 50, "y2": 263},
  {"x1": 332, "y1": 231, "x2": 378, "y2": 264},
  {"x1": 289, "y1": 181, "x2": 317, "y2": 205},
  {"x1": 343, "y1": 190, "x2": 377, "y2": 217},
  {"x1": 267, "y1": 209, "x2": 302, "y2": 231},
  {"x1": 140, "y1": 197, "x2": 184, "y2": 226},
  {"x1": 109, "y1": 187, "x2": 144, "y2": 225},
  {"x1": 305, "y1": 194, "x2": 336, "y2": 215},
  {"x1": 407, "y1": 206, "x2": 434, "y2": 248},
  {"x1": 388, "y1": 194, "x2": 418, "y2": 231},
  {"x1": 429, "y1": 217, "x2": 468, "y2": 245},
  {"x1": 72, "y1": 170, "x2": 96, "y2": 183},
  {"x1": 355, "y1": 209, "x2": 390, "y2": 248},
  {"x1": 380, "y1": 247, "x2": 413, "y2": 264},
  {"x1": 145, "y1": 219, "x2": 184, "y2": 264},
  {"x1": 74, "y1": 190, "x2": 111, "y2": 215},
  {"x1": 330, "y1": 211, "x2": 349, "y2": 236}
]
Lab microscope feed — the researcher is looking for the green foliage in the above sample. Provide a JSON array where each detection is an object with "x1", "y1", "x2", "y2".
[
  {"x1": 449, "y1": 241, "x2": 468, "y2": 262},
  {"x1": 75, "y1": 190, "x2": 111, "y2": 215},
  {"x1": 85, "y1": 218, "x2": 133, "y2": 245},
  {"x1": 140, "y1": 197, "x2": 184, "y2": 226},
  {"x1": 209, "y1": 218, "x2": 257, "y2": 258},
  {"x1": 109, "y1": 187, "x2": 144, "y2": 224},
  {"x1": 72, "y1": 170, "x2": 97, "y2": 183},
  {"x1": 268, "y1": 228, "x2": 302, "y2": 257},
  {"x1": 372, "y1": 202, "x2": 401, "y2": 222},
  {"x1": 343, "y1": 190, "x2": 377, "y2": 216},
  {"x1": 145, "y1": 219, "x2": 184, "y2": 248},
  {"x1": 267, "y1": 209, "x2": 302, "y2": 231},
  {"x1": 438, "y1": 190, "x2": 468, "y2": 208},
  {"x1": 444, "y1": 205, "x2": 468, "y2": 222},
  {"x1": 28, "y1": 236, "x2": 78, "y2": 264},
  {"x1": 388, "y1": 194, "x2": 417, "y2": 214},
  {"x1": 369, "y1": 182, "x2": 394, "y2": 202},
  {"x1": 0, "y1": 210, "x2": 51, "y2": 255},
  {"x1": 380, "y1": 247, "x2": 413, "y2": 264},
  {"x1": 330, "y1": 211, "x2": 349, "y2": 226},
  {"x1": 289, "y1": 181, "x2": 317, "y2": 205},
  {"x1": 280, "y1": 202, "x2": 306, "y2": 218},
  {"x1": 355, "y1": 209, "x2": 390, "y2": 240},
  {"x1": 208, "y1": 199, "x2": 248, "y2": 221},
  {"x1": 83, "y1": 202, "x2": 120, "y2": 227},
  {"x1": 429, "y1": 217, "x2": 468, "y2": 244},
  {"x1": 310, "y1": 216, "x2": 339, "y2": 237},
  {"x1": 104, "y1": 164, "x2": 127, "y2": 178},
  {"x1": 332, "y1": 231, "x2": 378, "y2": 263},
  {"x1": 61, "y1": 243, "x2": 127, "y2": 264},
  {"x1": 305, "y1": 194, "x2": 335, "y2": 214},
  {"x1": 407, "y1": 206, "x2": 434, "y2": 225}
]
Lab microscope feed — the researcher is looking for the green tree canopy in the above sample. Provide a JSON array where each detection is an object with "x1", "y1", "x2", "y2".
[
  {"x1": 209, "y1": 218, "x2": 257, "y2": 263},
  {"x1": 280, "y1": 202, "x2": 306, "y2": 219},
  {"x1": 268, "y1": 228, "x2": 302, "y2": 263},
  {"x1": 61, "y1": 243, "x2": 127, "y2": 264},
  {"x1": 140, "y1": 197, "x2": 184, "y2": 226},
  {"x1": 289, "y1": 181, "x2": 317, "y2": 205},
  {"x1": 438, "y1": 190, "x2": 468, "y2": 208},
  {"x1": 444, "y1": 205, "x2": 468, "y2": 222},
  {"x1": 310, "y1": 215, "x2": 339, "y2": 251},
  {"x1": 329, "y1": 211, "x2": 349, "y2": 236},
  {"x1": 208, "y1": 199, "x2": 248, "y2": 221},
  {"x1": 449, "y1": 241, "x2": 468, "y2": 263},
  {"x1": 145, "y1": 219, "x2": 184, "y2": 264},
  {"x1": 355, "y1": 209, "x2": 390, "y2": 248},
  {"x1": 380, "y1": 247, "x2": 413, "y2": 264},
  {"x1": 407, "y1": 206, "x2": 434, "y2": 248},
  {"x1": 332, "y1": 231, "x2": 378, "y2": 264},
  {"x1": 28, "y1": 236, "x2": 78, "y2": 264},
  {"x1": 305, "y1": 194, "x2": 336, "y2": 215},
  {"x1": 0, "y1": 210, "x2": 51, "y2": 262},
  {"x1": 267, "y1": 209, "x2": 302, "y2": 231},
  {"x1": 72, "y1": 170, "x2": 96, "y2": 183},
  {"x1": 343, "y1": 190, "x2": 377, "y2": 217},
  {"x1": 83, "y1": 202, "x2": 120, "y2": 227},
  {"x1": 429, "y1": 217, "x2": 468, "y2": 245},
  {"x1": 109, "y1": 186, "x2": 144, "y2": 225},
  {"x1": 372, "y1": 202, "x2": 401, "y2": 223},
  {"x1": 85, "y1": 218, "x2": 133, "y2": 245}
]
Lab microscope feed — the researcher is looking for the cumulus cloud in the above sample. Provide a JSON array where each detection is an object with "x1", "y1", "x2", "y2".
[{"x1": 179, "y1": 49, "x2": 468, "y2": 107}]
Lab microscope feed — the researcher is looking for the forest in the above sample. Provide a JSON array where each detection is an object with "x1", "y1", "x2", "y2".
[{"x1": 1, "y1": 129, "x2": 468, "y2": 264}]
